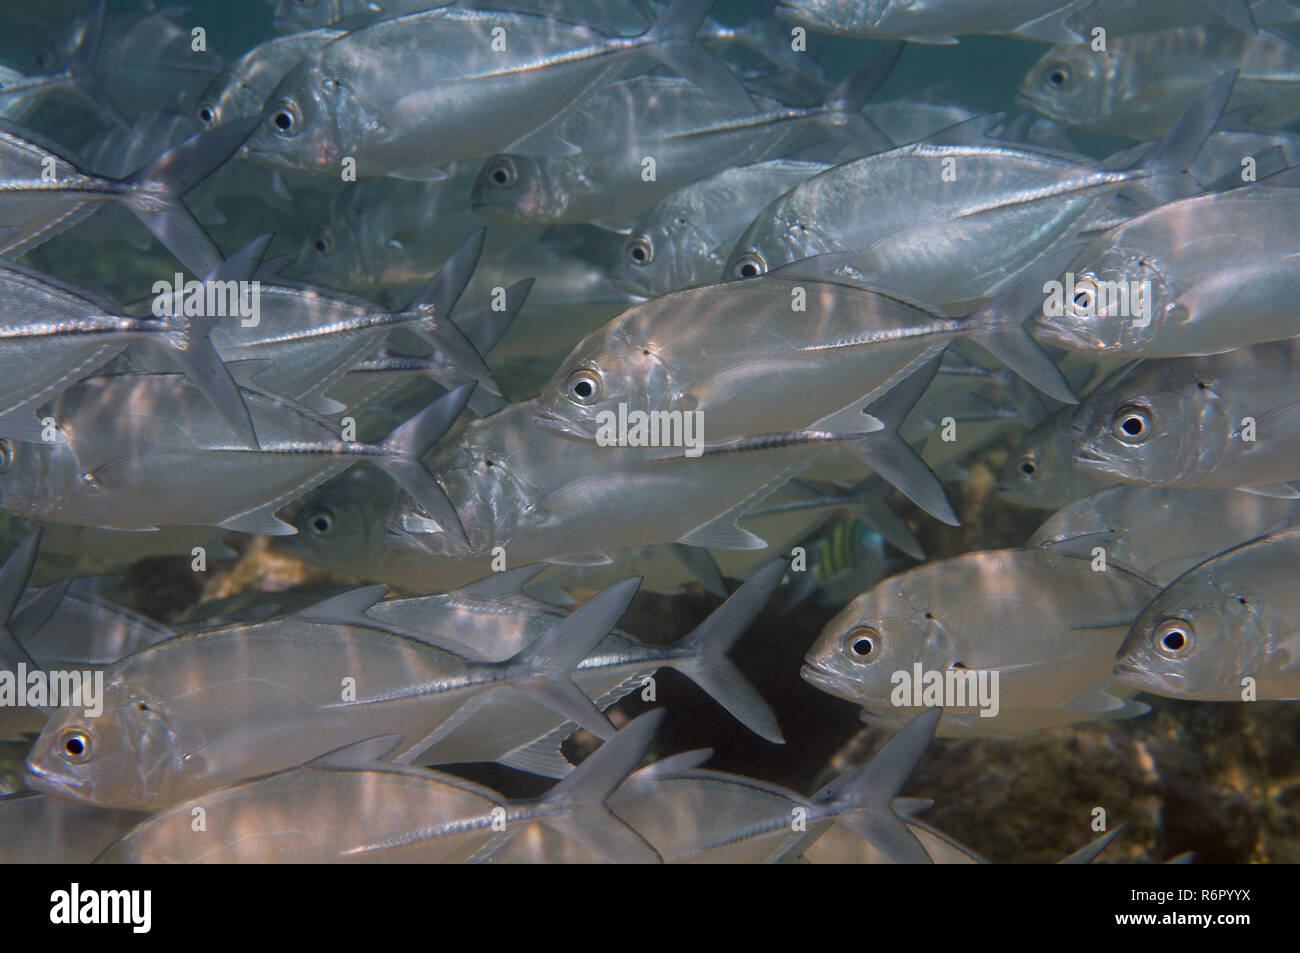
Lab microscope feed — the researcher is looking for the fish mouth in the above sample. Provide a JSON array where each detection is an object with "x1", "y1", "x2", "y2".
[
  {"x1": 1015, "y1": 92, "x2": 1053, "y2": 117},
  {"x1": 800, "y1": 662, "x2": 864, "y2": 702},
  {"x1": 1071, "y1": 448, "x2": 1113, "y2": 474},
  {"x1": 1112, "y1": 659, "x2": 1182, "y2": 696},
  {"x1": 532, "y1": 407, "x2": 593, "y2": 440},
  {"x1": 23, "y1": 759, "x2": 90, "y2": 802}
]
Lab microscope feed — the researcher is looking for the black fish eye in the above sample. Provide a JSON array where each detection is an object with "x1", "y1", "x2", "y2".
[
  {"x1": 734, "y1": 251, "x2": 766, "y2": 279},
  {"x1": 1154, "y1": 619, "x2": 1194, "y2": 657},
  {"x1": 0, "y1": 440, "x2": 11, "y2": 474},
  {"x1": 269, "y1": 101, "x2": 301, "y2": 136},
  {"x1": 197, "y1": 103, "x2": 217, "y2": 125},
  {"x1": 1047, "y1": 65, "x2": 1070, "y2": 87},
  {"x1": 58, "y1": 729, "x2": 91, "y2": 762},
  {"x1": 487, "y1": 157, "x2": 516, "y2": 188},
  {"x1": 308, "y1": 509, "x2": 334, "y2": 535},
  {"x1": 844, "y1": 626, "x2": 880, "y2": 660},
  {"x1": 565, "y1": 368, "x2": 601, "y2": 405},
  {"x1": 626, "y1": 237, "x2": 653, "y2": 265},
  {"x1": 313, "y1": 232, "x2": 333, "y2": 255},
  {"x1": 1112, "y1": 405, "x2": 1152, "y2": 444},
  {"x1": 1019, "y1": 457, "x2": 1037, "y2": 477}
]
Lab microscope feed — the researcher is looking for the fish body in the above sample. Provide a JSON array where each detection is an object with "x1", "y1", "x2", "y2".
[
  {"x1": 724, "y1": 137, "x2": 1144, "y2": 308},
  {"x1": 0, "y1": 373, "x2": 467, "y2": 536},
  {"x1": 1019, "y1": 26, "x2": 1300, "y2": 138},
  {"x1": 246, "y1": 3, "x2": 749, "y2": 179},
  {"x1": 1034, "y1": 182, "x2": 1300, "y2": 356},
  {"x1": 802, "y1": 548, "x2": 1157, "y2": 716},
  {"x1": 23, "y1": 578, "x2": 641, "y2": 809},
  {"x1": 1029, "y1": 485, "x2": 1300, "y2": 584},
  {"x1": 1115, "y1": 528, "x2": 1300, "y2": 700}
]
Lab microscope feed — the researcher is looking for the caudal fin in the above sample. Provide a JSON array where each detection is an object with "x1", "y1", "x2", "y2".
[
  {"x1": 120, "y1": 117, "x2": 261, "y2": 275},
  {"x1": 399, "y1": 229, "x2": 509, "y2": 412},
  {"x1": 640, "y1": 0, "x2": 754, "y2": 111},
  {"x1": 534, "y1": 709, "x2": 665, "y2": 863},
  {"x1": 376, "y1": 381, "x2": 476, "y2": 551},
  {"x1": 155, "y1": 234, "x2": 271, "y2": 449},
  {"x1": 667, "y1": 560, "x2": 786, "y2": 743},
  {"x1": 966, "y1": 246, "x2": 1080, "y2": 404},
  {"x1": 842, "y1": 352, "x2": 960, "y2": 526},
  {"x1": 506, "y1": 577, "x2": 644, "y2": 741},
  {"x1": 811, "y1": 706, "x2": 942, "y2": 864}
]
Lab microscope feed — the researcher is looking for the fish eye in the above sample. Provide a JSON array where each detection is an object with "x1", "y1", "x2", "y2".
[
  {"x1": 625, "y1": 236, "x2": 654, "y2": 266},
  {"x1": 1045, "y1": 64, "x2": 1071, "y2": 88},
  {"x1": 843, "y1": 625, "x2": 880, "y2": 661},
  {"x1": 196, "y1": 101, "x2": 218, "y2": 125},
  {"x1": 1068, "y1": 276, "x2": 1098, "y2": 317},
  {"x1": 57, "y1": 728, "x2": 92, "y2": 763},
  {"x1": 1111, "y1": 404, "x2": 1153, "y2": 444},
  {"x1": 0, "y1": 440, "x2": 11, "y2": 474},
  {"x1": 733, "y1": 251, "x2": 766, "y2": 279},
  {"x1": 1017, "y1": 455, "x2": 1038, "y2": 478},
  {"x1": 268, "y1": 100, "x2": 301, "y2": 137},
  {"x1": 487, "y1": 157, "x2": 517, "y2": 189},
  {"x1": 312, "y1": 231, "x2": 334, "y2": 256},
  {"x1": 564, "y1": 368, "x2": 602, "y2": 405},
  {"x1": 1153, "y1": 618, "x2": 1194, "y2": 658},
  {"x1": 308, "y1": 508, "x2": 334, "y2": 535}
]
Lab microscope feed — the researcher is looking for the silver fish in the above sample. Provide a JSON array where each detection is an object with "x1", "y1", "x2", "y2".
[
  {"x1": 95, "y1": 710, "x2": 665, "y2": 863},
  {"x1": 721, "y1": 117, "x2": 1180, "y2": 309},
  {"x1": 1115, "y1": 527, "x2": 1300, "y2": 700},
  {"x1": 802, "y1": 548, "x2": 1157, "y2": 718},
  {"x1": 0, "y1": 0, "x2": 123, "y2": 126},
  {"x1": 1033, "y1": 172, "x2": 1300, "y2": 356},
  {"x1": 469, "y1": 48, "x2": 897, "y2": 228},
  {"x1": 1070, "y1": 341, "x2": 1300, "y2": 496},
  {"x1": 22, "y1": 576, "x2": 645, "y2": 810},
  {"x1": 1018, "y1": 25, "x2": 1300, "y2": 138},
  {"x1": 0, "y1": 373, "x2": 471, "y2": 538},
  {"x1": 1028, "y1": 485, "x2": 1300, "y2": 585},
  {"x1": 246, "y1": 2, "x2": 752, "y2": 180},
  {"x1": 533, "y1": 250, "x2": 1077, "y2": 460}
]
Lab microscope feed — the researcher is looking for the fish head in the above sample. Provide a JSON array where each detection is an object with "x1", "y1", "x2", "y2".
[
  {"x1": 533, "y1": 327, "x2": 678, "y2": 443},
  {"x1": 1071, "y1": 362, "x2": 1226, "y2": 487},
  {"x1": 802, "y1": 588, "x2": 949, "y2": 706},
  {"x1": 471, "y1": 154, "x2": 571, "y2": 224},
  {"x1": 1033, "y1": 240, "x2": 1175, "y2": 354},
  {"x1": 24, "y1": 682, "x2": 186, "y2": 809},
  {"x1": 613, "y1": 212, "x2": 714, "y2": 297},
  {"x1": 994, "y1": 411, "x2": 1076, "y2": 507},
  {"x1": 274, "y1": 0, "x2": 344, "y2": 34},
  {"x1": 1017, "y1": 46, "x2": 1112, "y2": 128},
  {"x1": 1115, "y1": 585, "x2": 1257, "y2": 700},
  {"x1": 723, "y1": 206, "x2": 837, "y2": 283},
  {"x1": 245, "y1": 58, "x2": 348, "y2": 174}
]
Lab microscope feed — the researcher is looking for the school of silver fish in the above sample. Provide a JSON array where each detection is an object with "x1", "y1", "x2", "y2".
[{"x1": 0, "y1": 0, "x2": 1296, "y2": 864}]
